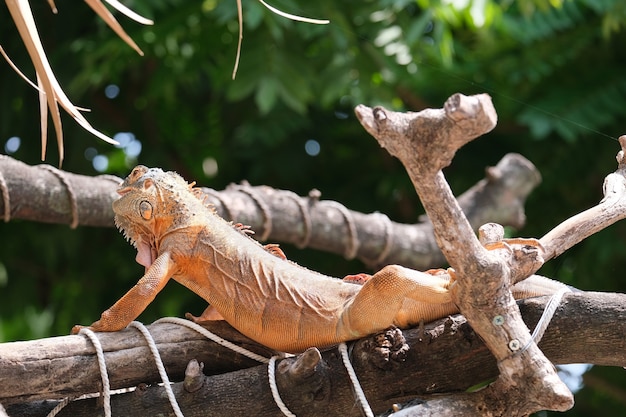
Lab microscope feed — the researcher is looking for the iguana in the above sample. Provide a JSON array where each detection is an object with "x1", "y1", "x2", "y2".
[{"x1": 72, "y1": 166, "x2": 566, "y2": 353}]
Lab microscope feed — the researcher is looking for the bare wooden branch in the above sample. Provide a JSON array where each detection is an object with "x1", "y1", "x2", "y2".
[
  {"x1": 539, "y1": 135, "x2": 626, "y2": 261},
  {"x1": 392, "y1": 290, "x2": 626, "y2": 416},
  {"x1": 0, "y1": 153, "x2": 540, "y2": 270},
  {"x1": 0, "y1": 321, "x2": 274, "y2": 405},
  {"x1": 355, "y1": 93, "x2": 576, "y2": 415},
  {"x1": 3, "y1": 291, "x2": 624, "y2": 417},
  {"x1": 0, "y1": 155, "x2": 121, "y2": 227}
]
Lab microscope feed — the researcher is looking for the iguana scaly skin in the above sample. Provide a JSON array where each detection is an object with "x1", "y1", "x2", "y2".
[{"x1": 72, "y1": 166, "x2": 566, "y2": 353}]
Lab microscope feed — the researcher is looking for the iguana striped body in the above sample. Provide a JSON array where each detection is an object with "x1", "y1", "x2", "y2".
[{"x1": 72, "y1": 166, "x2": 566, "y2": 353}]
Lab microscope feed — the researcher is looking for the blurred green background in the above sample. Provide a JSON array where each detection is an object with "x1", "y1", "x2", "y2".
[{"x1": 1, "y1": 0, "x2": 625, "y2": 414}]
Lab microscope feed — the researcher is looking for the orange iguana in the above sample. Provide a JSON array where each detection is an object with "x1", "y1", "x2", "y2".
[{"x1": 72, "y1": 166, "x2": 566, "y2": 353}]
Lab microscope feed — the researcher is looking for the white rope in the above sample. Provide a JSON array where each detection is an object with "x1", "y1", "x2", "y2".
[
  {"x1": 45, "y1": 396, "x2": 73, "y2": 417},
  {"x1": 522, "y1": 286, "x2": 571, "y2": 353},
  {"x1": 57, "y1": 318, "x2": 379, "y2": 417},
  {"x1": 78, "y1": 328, "x2": 112, "y2": 417},
  {"x1": 154, "y1": 317, "x2": 270, "y2": 364},
  {"x1": 268, "y1": 356, "x2": 298, "y2": 417},
  {"x1": 156, "y1": 318, "x2": 303, "y2": 416},
  {"x1": 129, "y1": 321, "x2": 185, "y2": 417},
  {"x1": 158, "y1": 318, "x2": 374, "y2": 417},
  {"x1": 338, "y1": 342, "x2": 374, "y2": 417},
  {"x1": 44, "y1": 328, "x2": 118, "y2": 417},
  {"x1": 46, "y1": 390, "x2": 138, "y2": 417}
]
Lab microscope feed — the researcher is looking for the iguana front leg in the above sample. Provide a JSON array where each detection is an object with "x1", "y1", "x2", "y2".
[{"x1": 71, "y1": 252, "x2": 177, "y2": 334}]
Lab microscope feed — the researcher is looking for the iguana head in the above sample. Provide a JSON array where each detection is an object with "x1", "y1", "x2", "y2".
[{"x1": 113, "y1": 165, "x2": 198, "y2": 268}]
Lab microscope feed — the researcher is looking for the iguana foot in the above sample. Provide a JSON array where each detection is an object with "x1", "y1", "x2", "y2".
[
  {"x1": 71, "y1": 314, "x2": 130, "y2": 334},
  {"x1": 185, "y1": 305, "x2": 225, "y2": 323},
  {"x1": 425, "y1": 267, "x2": 457, "y2": 286},
  {"x1": 483, "y1": 237, "x2": 544, "y2": 253},
  {"x1": 71, "y1": 324, "x2": 87, "y2": 335},
  {"x1": 70, "y1": 322, "x2": 119, "y2": 334}
]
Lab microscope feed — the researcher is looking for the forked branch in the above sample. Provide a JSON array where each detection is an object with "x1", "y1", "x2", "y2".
[
  {"x1": 355, "y1": 93, "x2": 598, "y2": 415},
  {"x1": 356, "y1": 94, "x2": 626, "y2": 416}
]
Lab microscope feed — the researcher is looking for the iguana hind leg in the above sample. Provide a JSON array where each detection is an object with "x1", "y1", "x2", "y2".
[{"x1": 340, "y1": 265, "x2": 459, "y2": 338}]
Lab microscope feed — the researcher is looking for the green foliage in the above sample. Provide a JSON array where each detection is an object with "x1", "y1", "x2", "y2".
[{"x1": 1, "y1": 0, "x2": 626, "y2": 413}]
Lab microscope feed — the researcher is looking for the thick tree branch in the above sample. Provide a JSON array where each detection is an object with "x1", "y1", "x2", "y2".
[
  {"x1": 0, "y1": 321, "x2": 274, "y2": 405},
  {"x1": 355, "y1": 94, "x2": 575, "y2": 415},
  {"x1": 2, "y1": 291, "x2": 624, "y2": 417},
  {"x1": 0, "y1": 153, "x2": 539, "y2": 270},
  {"x1": 0, "y1": 155, "x2": 120, "y2": 228}
]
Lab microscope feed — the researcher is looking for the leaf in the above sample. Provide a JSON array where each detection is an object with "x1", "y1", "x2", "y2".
[
  {"x1": 83, "y1": 0, "x2": 148, "y2": 56},
  {"x1": 231, "y1": 0, "x2": 329, "y2": 79},
  {"x1": 103, "y1": 0, "x2": 154, "y2": 25},
  {"x1": 4, "y1": 0, "x2": 152, "y2": 164},
  {"x1": 6, "y1": 0, "x2": 66, "y2": 163},
  {"x1": 255, "y1": 77, "x2": 278, "y2": 114},
  {"x1": 232, "y1": 0, "x2": 243, "y2": 79},
  {"x1": 257, "y1": 0, "x2": 329, "y2": 25}
]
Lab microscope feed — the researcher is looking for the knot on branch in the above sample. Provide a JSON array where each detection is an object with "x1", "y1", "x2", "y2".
[
  {"x1": 183, "y1": 359, "x2": 204, "y2": 393},
  {"x1": 356, "y1": 326, "x2": 409, "y2": 371},
  {"x1": 275, "y1": 348, "x2": 331, "y2": 410}
]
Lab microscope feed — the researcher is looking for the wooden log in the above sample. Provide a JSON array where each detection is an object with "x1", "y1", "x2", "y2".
[
  {"x1": 0, "y1": 153, "x2": 540, "y2": 269},
  {"x1": 2, "y1": 291, "x2": 625, "y2": 417},
  {"x1": 0, "y1": 321, "x2": 274, "y2": 405}
]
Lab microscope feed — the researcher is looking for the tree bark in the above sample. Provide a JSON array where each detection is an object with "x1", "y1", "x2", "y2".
[
  {"x1": 0, "y1": 152, "x2": 539, "y2": 270},
  {"x1": 353, "y1": 94, "x2": 626, "y2": 415},
  {"x1": 2, "y1": 291, "x2": 624, "y2": 417}
]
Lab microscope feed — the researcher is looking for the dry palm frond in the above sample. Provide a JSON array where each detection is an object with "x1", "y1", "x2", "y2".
[
  {"x1": 3, "y1": 0, "x2": 326, "y2": 164},
  {"x1": 84, "y1": 0, "x2": 153, "y2": 56},
  {"x1": 232, "y1": 0, "x2": 330, "y2": 79},
  {"x1": 2, "y1": 0, "x2": 152, "y2": 166}
]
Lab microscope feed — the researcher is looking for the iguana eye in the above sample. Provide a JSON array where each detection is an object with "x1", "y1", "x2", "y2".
[{"x1": 139, "y1": 200, "x2": 153, "y2": 220}]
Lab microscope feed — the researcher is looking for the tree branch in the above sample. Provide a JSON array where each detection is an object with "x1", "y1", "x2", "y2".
[
  {"x1": 355, "y1": 94, "x2": 576, "y2": 415},
  {"x1": 539, "y1": 135, "x2": 626, "y2": 261},
  {"x1": 2, "y1": 291, "x2": 624, "y2": 417},
  {"x1": 0, "y1": 152, "x2": 540, "y2": 270}
]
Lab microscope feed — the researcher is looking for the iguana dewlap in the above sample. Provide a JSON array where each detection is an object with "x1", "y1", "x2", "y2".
[{"x1": 72, "y1": 166, "x2": 566, "y2": 353}]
